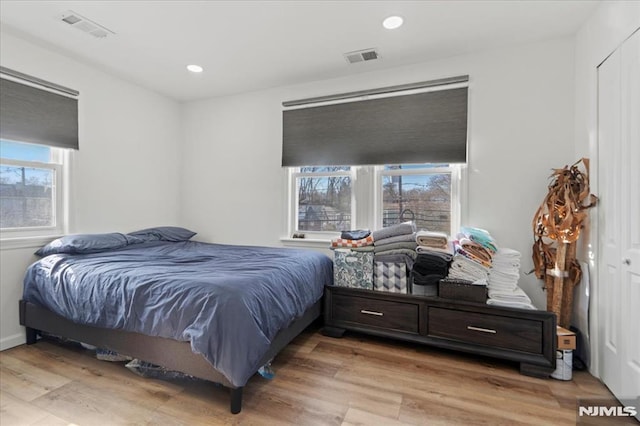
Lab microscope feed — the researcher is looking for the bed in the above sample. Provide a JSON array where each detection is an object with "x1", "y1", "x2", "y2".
[{"x1": 19, "y1": 227, "x2": 333, "y2": 414}]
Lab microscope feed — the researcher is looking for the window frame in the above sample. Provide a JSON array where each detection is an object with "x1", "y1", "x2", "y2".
[
  {"x1": 286, "y1": 163, "x2": 465, "y2": 240},
  {"x1": 0, "y1": 142, "x2": 67, "y2": 240},
  {"x1": 289, "y1": 166, "x2": 356, "y2": 239}
]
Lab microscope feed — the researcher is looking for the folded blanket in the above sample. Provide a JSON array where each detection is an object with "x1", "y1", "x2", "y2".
[
  {"x1": 331, "y1": 235, "x2": 374, "y2": 249},
  {"x1": 459, "y1": 238, "x2": 494, "y2": 264},
  {"x1": 412, "y1": 270, "x2": 445, "y2": 286},
  {"x1": 413, "y1": 253, "x2": 450, "y2": 275},
  {"x1": 416, "y1": 250, "x2": 453, "y2": 263},
  {"x1": 416, "y1": 242, "x2": 454, "y2": 256},
  {"x1": 415, "y1": 230, "x2": 449, "y2": 248},
  {"x1": 374, "y1": 232, "x2": 417, "y2": 246},
  {"x1": 341, "y1": 229, "x2": 371, "y2": 240},
  {"x1": 454, "y1": 242, "x2": 492, "y2": 268},
  {"x1": 373, "y1": 241, "x2": 417, "y2": 253},
  {"x1": 372, "y1": 222, "x2": 416, "y2": 241},
  {"x1": 459, "y1": 226, "x2": 498, "y2": 253}
]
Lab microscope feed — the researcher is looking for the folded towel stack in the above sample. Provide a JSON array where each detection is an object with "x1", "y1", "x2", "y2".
[
  {"x1": 412, "y1": 250, "x2": 452, "y2": 289},
  {"x1": 487, "y1": 287, "x2": 536, "y2": 310},
  {"x1": 370, "y1": 222, "x2": 417, "y2": 270},
  {"x1": 486, "y1": 248, "x2": 535, "y2": 310},
  {"x1": 372, "y1": 221, "x2": 416, "y2": 241},
  {"x1": 447, "y1": 253, "x2": 490, "y2": 283},
  {"x1": 444, "y1": 227, "x2": 496, "y2": 288}
]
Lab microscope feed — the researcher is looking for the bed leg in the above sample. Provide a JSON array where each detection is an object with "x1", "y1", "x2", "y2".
[
  {"x1": 25, "y1": 327, "x2": 38, "y2": 345},
  {"x1": 230, "y1": 387, "x2": 243, "y2": 414}
]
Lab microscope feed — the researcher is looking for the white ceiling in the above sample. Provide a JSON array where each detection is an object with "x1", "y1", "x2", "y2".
[{"x1": 0, "y1": 1, "x2": 599, "y2": 102}]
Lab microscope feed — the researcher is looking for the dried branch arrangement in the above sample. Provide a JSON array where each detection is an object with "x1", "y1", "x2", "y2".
[{"x1": 532, "y1": 158, "x2": 597, "y2": 327}]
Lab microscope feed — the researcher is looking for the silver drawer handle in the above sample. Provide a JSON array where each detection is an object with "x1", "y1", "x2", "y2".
[
  {"x1": 467, "y1": 326, "x2": 496, "y2": 334},
  {"x1": 360, "y1": 309, "x2": 384, "y2": 316}
]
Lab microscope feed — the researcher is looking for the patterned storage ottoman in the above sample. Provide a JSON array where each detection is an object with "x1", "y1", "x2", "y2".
[
  {"x1": 333, "y1": 249, "x2": 374, "y2": 289},
  {"x1": 373, "y1": 261, "x2": 409, "y2": 294}
]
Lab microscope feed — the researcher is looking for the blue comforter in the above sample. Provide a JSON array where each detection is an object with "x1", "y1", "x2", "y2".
[{"x1": 23, "y1": 241, "x2": 333, "y2": 387}]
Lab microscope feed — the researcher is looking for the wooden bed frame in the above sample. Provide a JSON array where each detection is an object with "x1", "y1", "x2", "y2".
[{"x1": 19, "y1": 298, "x2": 321, "y2": 414}]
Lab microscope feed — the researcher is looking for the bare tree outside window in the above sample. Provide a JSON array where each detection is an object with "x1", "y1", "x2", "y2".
[
  {"x1": 0, "y1": 165, "x2": 55, "y2": 228},
  {"x1": 382, "y1": 166, "x2": 451, "y2": 233},
  {"x1": 297, "y1": 167, "x2": 351, "y2": 231}
]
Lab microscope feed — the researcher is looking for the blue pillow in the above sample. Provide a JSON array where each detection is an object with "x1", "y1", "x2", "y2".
[
  {"x1": 35, "y1": 232, "x2": 144, "y2": 256},
  {"x1": 128, "y1": 226, "x2": 196, "y2": 242}
]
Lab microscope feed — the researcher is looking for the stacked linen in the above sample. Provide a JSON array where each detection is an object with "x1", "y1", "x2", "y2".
[
  {"x1": 447, "y1": 253, "x2": 490, "y2": 283},
  {"x1": 369, "y1": 222, "x2": 417, "y2": 293},
  {"x1": 412, "y1": 251, "x2": 452, "y2": 296},
  {"x1": 415, "y1": 230, "x2": 454, "y2": 255},
  {"x1": 444, "y1": 227, "x2": 495, "y2": 296},
  {"x1": 456, "y1": 227, "x2": 497, "y2": 267},
  {"x1": 370, "y1": 222, "x2": 417, "y2": 270},
  {"x1": 486, "y1": 248, "x2": 536, "y2": 310},
  {"x1": 413, "y1": 231, "x2": 453, "y2": 296}
]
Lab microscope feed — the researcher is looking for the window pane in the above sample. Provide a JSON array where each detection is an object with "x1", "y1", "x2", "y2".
[
  {"x1": 300, "y1": 166, "x2": 350, "y2": 173},
  {"x1": 297, "y1": 176, "x2": 351, "y2": 231},
  {"x1": 0, "y1": 140, "x2": 51, "y2": 163},
  {"x1": 382, "y1": 173, "x2": 450, "y2": 233},
  {"x1": 0, "y1": 165, "x2": 55, "y2": 228}
]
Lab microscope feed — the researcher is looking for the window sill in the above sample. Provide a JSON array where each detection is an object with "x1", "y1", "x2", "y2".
[
  {"x1": 280, "y1": 237, "x2": 332, "y2": 250},
  {"x1": 0, "y1": 235, "x2": 59, "y2": 251}
]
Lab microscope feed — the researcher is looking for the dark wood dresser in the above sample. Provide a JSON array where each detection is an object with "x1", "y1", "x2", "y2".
[{"x1": 323, "y1": 286, "x2": 556, "y2": 377}]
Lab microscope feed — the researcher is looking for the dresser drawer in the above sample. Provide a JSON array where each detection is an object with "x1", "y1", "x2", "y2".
[
  {"x1": 427, "y1": 307, "x2": 542, "y2": 354},
  {"x1": 331, "y1": 293, "x2": 419, "y2": 333}
]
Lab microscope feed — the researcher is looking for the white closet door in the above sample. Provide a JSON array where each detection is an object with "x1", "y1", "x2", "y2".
[
  {"x1": 619, "y1": 29, "x2": 640, "y2": 401},
  {"x1": 598, "y1": 28, "x2": 640, "y2": 405}
]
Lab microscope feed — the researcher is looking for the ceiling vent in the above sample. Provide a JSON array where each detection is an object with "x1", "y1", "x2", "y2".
[
  {"x1": 60, "y1": 11, "x2": 115, "y2": 38},
  {"x1": 344, "y1": 48, "x2": 380, "y2": 64}
]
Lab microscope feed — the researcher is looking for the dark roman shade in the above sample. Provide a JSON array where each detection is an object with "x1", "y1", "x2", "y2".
[
  {"x1": 0, "y1": 68, "x2": 79, "y2": 150},
  {"x1": 282, "y1": 76, "x2": 468, "y2": 167}
]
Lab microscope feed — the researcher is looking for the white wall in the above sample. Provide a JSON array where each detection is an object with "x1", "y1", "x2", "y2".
[
  {"x1": 0, "y1": 30, "x2": 183, "y2": 350},
  {"x1": 573, "y1": 1, "x2": 640, "y2": 376},
  {"x1": 181, "y1": 37, "x2": 577, "y2": 310}
]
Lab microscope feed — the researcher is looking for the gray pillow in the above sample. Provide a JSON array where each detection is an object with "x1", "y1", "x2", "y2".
[
  {"x1": 128, "y1": 226, "x2": 196, "y2": 242},
  {"x1": 35, "y1": 233, "x2": 144, "y2": 256}
]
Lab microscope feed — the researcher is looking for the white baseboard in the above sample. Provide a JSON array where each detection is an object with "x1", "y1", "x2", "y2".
[{"x1": 0, "y1": 333, "x2": 26, "y2": 351}]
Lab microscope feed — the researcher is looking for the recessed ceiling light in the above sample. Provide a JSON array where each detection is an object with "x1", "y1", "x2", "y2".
[
  {"x1": 382, "y1": 16, "x2": 403, "y2": 30},
  {"x1": 187, "y1": 64, "x2": 203, "y2": 73}
]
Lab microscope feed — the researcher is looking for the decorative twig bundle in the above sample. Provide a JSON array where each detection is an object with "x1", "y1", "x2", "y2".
[{"x1": 532, "y1": 158, "x2": 597, "y2": 327}]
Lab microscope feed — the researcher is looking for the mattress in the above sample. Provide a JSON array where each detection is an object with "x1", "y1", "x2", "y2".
[{"x1": 23, "y1": 240, "x2": 333, "y2": 387}]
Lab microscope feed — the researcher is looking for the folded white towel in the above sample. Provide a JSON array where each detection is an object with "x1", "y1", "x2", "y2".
[
  {"x1": 488, "y1": 287, "x2": 532, "y2": 302},
  {"x1": 486, "y1": 299, "x2": 536, "y2": 310}
]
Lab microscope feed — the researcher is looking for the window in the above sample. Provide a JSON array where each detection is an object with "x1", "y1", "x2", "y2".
[
  {"x1": 288, "y1": 163, "x2": 463, "y2": 238},
  {"x1": 282, "y1": 76, "x2": 468, "y2": 239},
  {"x1": 380, "y1": 165, "x2": 454, "y2": 234},
  {"x1": 0, "y1": 69, "x2": 78, "y2": 240},
  {"x1": 294, "y1": 167, "x2": 352, "y2": 232},
  {"x1": 0, "y1": 140, "x2": 65, "y2": 237}
]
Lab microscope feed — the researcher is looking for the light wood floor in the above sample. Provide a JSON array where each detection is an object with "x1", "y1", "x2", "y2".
[{"x1": 0, "y1": 323, "x2": 621, "y2": 425}]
